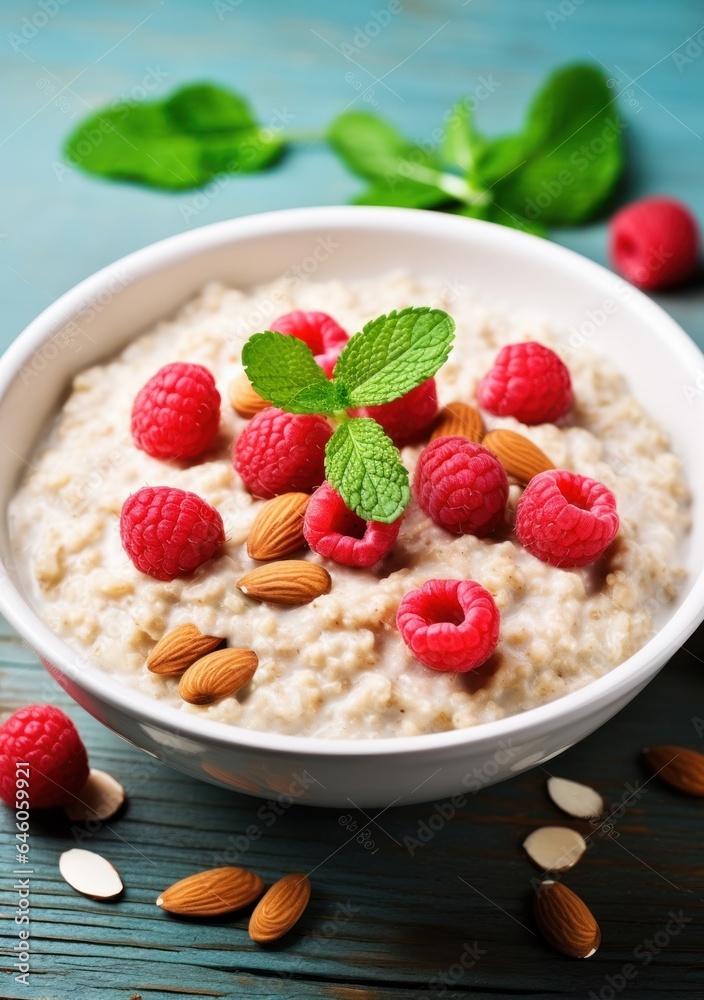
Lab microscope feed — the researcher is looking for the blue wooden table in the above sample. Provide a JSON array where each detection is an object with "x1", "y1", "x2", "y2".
[{"x1": 1, "y1": 2, "x2": 703, "y2": 997}]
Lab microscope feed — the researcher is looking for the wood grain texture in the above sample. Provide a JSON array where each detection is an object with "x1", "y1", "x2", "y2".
[{"x1": 0, "y1": 0, "x2": 703, "y2": 997}]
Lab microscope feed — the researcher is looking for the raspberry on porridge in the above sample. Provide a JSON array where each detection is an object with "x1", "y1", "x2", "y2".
[{"x1": 8, "y1": 274, "x2": 690, "y2": 739}]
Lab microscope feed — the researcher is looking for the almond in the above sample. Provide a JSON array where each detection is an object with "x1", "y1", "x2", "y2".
[
  {"x1": 59, "y1": 848, "x2": 123, "y2": 900},
  {"x1": 178, "y1": 648, "x2": 258, "y2": 705},
  {"x1": 523, "y1": 826, "x2": 586, "y2": 872},
  {"x1": 237, "y1": 560, "x2": 331, "y2": 606},
  {"x1": 64, "y1": 769, "x2": 126, "y2": 823},
  {"x1": 430, "y1": 401, "x2": 484, "y2": 443},
  {"x1": 247, "y1": 492, "x2": 310, "y2": 561},
  {"x1": 249, "y1": 873, "x2": 311, "y2": 943},
  {"x1": 642, "y1": 744, "x2": 704, "y2": 797},
  {"x1": 534, "y1": 880, "x2": 600, "y2": 959},
  {"x1": 547, "y1": 776, "x2": 604, "y2": 819},
  {"x1": 156, "y1": 866, "x2": 264, "y2": 917},
  {"x1": 147, "y1": 623, "x2": 222, "y2": 676},
  {"x1": 482, "y1": 429, "x2": 554, "y2": 484},
  {"x1": 228, "y1": 374, "x2": 271, "y2": 418}
]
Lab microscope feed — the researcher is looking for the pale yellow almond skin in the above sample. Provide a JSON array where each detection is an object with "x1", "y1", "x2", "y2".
[
  {"x1": 533, "y1": 881, "x2": 600, "y2": 959},
  {"x1": 228, "y1": 374, "x2": 271, "y2": 418},
  {"x1": 178, "y1": 648, "x2": 258, "y2": 705},
  {"x1": 482, "y1": 429, "x2": 554, "y2": 484},
  {"x1": 247, "y1": 493, "x2": 310, "y2": 561},
  {"x1": 642, "y1": 745, "x2": 704, "y2": 797},
  {"x1": 430, "y1": 402, "x2": 484, "y2": 443},
  {"x1": 156, "y1": 866, "x2": 264, "y2": 917},
  {"x1": 237, "y1": 561, "x2": 331, "y2": 606},
  {"x1": 147, "y1": 623, "x2": 222, "y2": 676},
  {"x1": 249, "y1": 873, "x2": 311, "y2": 943}
]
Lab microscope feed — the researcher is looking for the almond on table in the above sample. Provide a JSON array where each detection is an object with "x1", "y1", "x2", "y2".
[
  {"x1": 249, "y1": 873, "x2": 311, "y2": 943},
  {"x1": 533, "y1": 880, "x2": 600, "y2": 959},
  {"x1": 156, "y1": 866, "x2": 264, "y2": 917}
]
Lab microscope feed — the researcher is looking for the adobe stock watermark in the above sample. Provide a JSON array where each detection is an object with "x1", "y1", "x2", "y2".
[
  {"x1": 213, "y1": 0, "x2": 244, "y2": 20},
  {"x1": 682, "y1": 366, "x2": 704, "y2": 405},
  {"x1": 338, "y1": 0, "x2": 403, "y2": 58},
  {"x1": 7, "y1": 0, "x2": 70, "y2": 52},
  {"x1": 545, "y1": 0, "x2": 586, "y2": 31},
  {"x1": 672, "y1": 28, "x2": 704, "y2": 72},
  {"x1": 428, "y1": 941, "x2": 486, "y2": 991}
]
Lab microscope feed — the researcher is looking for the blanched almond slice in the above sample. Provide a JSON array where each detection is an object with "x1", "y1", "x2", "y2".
[
  {"x1": 534, "y1": 880, "x2": 600, "y2": 959},
  {"x1": 64, "y1": 769, "x2": 126, "y2": 823},
  {"x1": 59, "y1": 848, "x2": 123, "y2": 900},
  {"x1": 247, "y1": 492, "x2": 310, "y2": 561},
  {"x1": 156, "y1": 866, "x2": 264, "y2": 917},
  {"x1": 178, "y1": 648, "x2": 258, "y2": 705},
  {"x1": 430, "y1": 401, "x2": 484, "y2": 443},
  {"x1": 237, "y1": 560, "x2": 331, "y2": 605},
  {"x1": 249, "y1": 873, "x2": 311, "y2": 943},
  {"x1": 147, "y1": 623, "x2": 222, "y2": 676},
  {"x1": 523, "y1": 826, "x2": 587, "y2": 872},
  {"x1": 482, "y1": 429, "x2": 554, "y2": 483},
  {"x1": 229, "y1": 374, "x2": 271, "y2": 418},
  {"x1": 547, "y1": 776, "x2": 604, "y2": 819}
]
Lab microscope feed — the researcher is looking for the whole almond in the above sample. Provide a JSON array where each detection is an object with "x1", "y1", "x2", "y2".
[
  {"x1": 156, "y1": 866, "x2": 264, "y2": 917},
  {"x1": 178, "y1": 648, "x2": 258, "y2": 705},
  {"x1": 237, "y1": 560, "x2": 331, "y2": 606},
  {"x1": 431, "y1": 401, "x2": 484, "y2": 443},
  {"x1": 249, "y1": 873, "x2": 311, "y2": 943},
  {"x1": 228, "y1": 374, "x2": 271, "y2": 418},
  {"x1": 534, "y1": 880, "x2": 600, "y2": 959},
  {"x1": 247, "y1": 492, "x2": 310, "y2": 561},
  {"x1": 147, "y1": 624, "x2": 222, "y2": 676},
  {"x1": 482, "y1": 429, "x2": 554, "y2": 484},
  {"x1": 642, "y1": 745, "x2": 704, "y2": 797}
]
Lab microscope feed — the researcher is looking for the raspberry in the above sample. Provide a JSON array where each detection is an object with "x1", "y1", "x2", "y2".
[
  {"x1": 478, "y1": 342, "x2": 572, "y2": 425},
  {"x1": 303, "y1": 481, "x2": 401, "y2": 567},
  {"x1": 270, "y1": 311, "x2": 349, "y2": 377},
  {"x1": 0, "y1": 704, "x2": 89, "y2": 809},
  {"x1": 609, "y1": 197, "x2": 700, "y2": 290},
  {"x1": 413, "y1": 436, "x2": 509, "y2": 536},
  {"x1": 516, "y1": 469, "x2": 619, "y2": 568},
  {"x1": 356, "y1": 378, "x2": 438, "y2": 448},
  {"x1": 120, "y1": 485, "x2": 225, "y2": 580},
  {"x1": 397, "y1": 579, "x2": 500, "y2": 672},
  {"x1": 132, "y1": 362, "x2": 221, "y2": 460},
  {"x1": 234, "y1": 407, "x2": 332, "y2": 499}
]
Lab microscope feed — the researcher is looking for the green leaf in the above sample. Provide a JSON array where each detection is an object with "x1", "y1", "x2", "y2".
[
  {"x1": 352, "y1": 181, "x2": 453, "y2": 209},
  {"x1": 442, "y1": 99, "x2": 486, "y2": 176},
  {"x1": 332, "y1": 307, "x2": 455, "y2": 407},
  {"x1": 325, "y1": 419, "x2": 410, "y2": 523},
  {"x1": 242, "y1": 332, "x2": 346, "y2": 414},
  {"x1": 65, "y1": 82, "x2": 283, "y2": 191},
  {"x1": 478, "y1": 64, "x2": 625, "y2": 225},
  {"x1": 457, "y1": 201, "x2": 547, "y2": 239}
]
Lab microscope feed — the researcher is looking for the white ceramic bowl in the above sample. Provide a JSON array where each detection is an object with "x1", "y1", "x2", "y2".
[{"x1": 1, "y1": 206, "x2": 702, "y2": 808}]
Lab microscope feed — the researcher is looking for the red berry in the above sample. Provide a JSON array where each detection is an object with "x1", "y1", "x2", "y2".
[
  {"x1": 609, "y1": 196, "x2": 700, "y2": 290},
  {"x1": 120, "y1": 485, "x2": 225, "y2": 581},
  {"x1": 303, "y1": 481, "x2": 401, "y2": 567},
  {"x1": 516, "y1": 469, "x2": 619, "y2": 568},
  {"x1": 478, "y1": 342, "x2": 572, "y2": 425},
  {"x1": 413, "y1": 436, "x2": 509, "y2": 536},
  {"x1": 234, "y1": 407, "x2": 332, "y2": 499},
  {"x1": 270, "y1": 311, "x2": 349, "y2": 377},
  {"x1": 132, "y1": 362, "x2": 221, "y2": 460},
  {"x1": 0, "y1": 704, "x2": 89, "y2": 809},
  {"x1": 357, "y1": 378, "x2": 438, "y2": 447},
  {"x1": 397, "y1": 579, "x2": 500, "y2": 672}
]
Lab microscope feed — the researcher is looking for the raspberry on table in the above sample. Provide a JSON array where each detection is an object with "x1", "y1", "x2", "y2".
[
  {"x1": 132, "y1": 362, "x2": 221, "y2": 460},
  {"x1": 478, "y1": 342, "x2": 572, "y2": 425},
  {"x1": 413, "y1": 436, "x2": 509, "y2": 536},
  {"x1": 0, "y1": 704, "x2": 89, "y2": 809},
  {"x1": 269, "y1": 311, "x2": 349, "y2": 377},
  {"x1": 516, "y1": 469, "x2": 619, "y2": 568},
  {"x1": 234, "y1": 407, "x2": 333, "y2": 499},
  {"x1": 303, "y1": 481, "x2": 401, "y2": 567},
  {"x1": 609, "y1": 196, "x2": 700, "y2": 290},
  {"x1": 120, "y1": 485, "x2": 225, "y2": 581},
  {"x1": 397, "y1": 578, "x2": 500, "y2": 672},
  {"x1": 356, "y1": 378, "x2": 438, "y2": 448}
]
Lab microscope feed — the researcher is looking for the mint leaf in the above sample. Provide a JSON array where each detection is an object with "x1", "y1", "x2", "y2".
[
  {"x1": 325, "y1": 419, "x2": 410, "y2": 523},
  {"x1": 442, "y1": 99, "x2": 486, "y2": 176},
  {"x1": 332, "y1": 307, "x2": 455, "y2": 407},
  {"x1": 457, "y1": 202, "x2": 547, "y2": 239},
  {"x1": 242, "y1": 332, "x2": 346, "y2": 413},
  {"x1": 65, "y1": 83, "x2": 283, "y2": 191}
]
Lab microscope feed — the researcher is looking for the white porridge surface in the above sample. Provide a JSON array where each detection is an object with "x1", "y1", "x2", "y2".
[{"x1": 9, "y1": 273, "x2": 690, "y2": 738}]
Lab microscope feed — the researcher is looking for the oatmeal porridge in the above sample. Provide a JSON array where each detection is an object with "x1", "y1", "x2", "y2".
[{"x1": 8, "y1": 273, "x2": 690, "y2": 738}]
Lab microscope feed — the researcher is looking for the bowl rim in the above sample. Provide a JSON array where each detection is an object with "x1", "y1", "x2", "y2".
[{"x1": 1, "y1": 204, "x2": 703, "y2": 759}]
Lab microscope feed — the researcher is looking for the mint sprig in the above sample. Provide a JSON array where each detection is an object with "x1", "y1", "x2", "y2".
[{"x1": 241, "y1": 307, "x2": 455, "y2": 523}]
